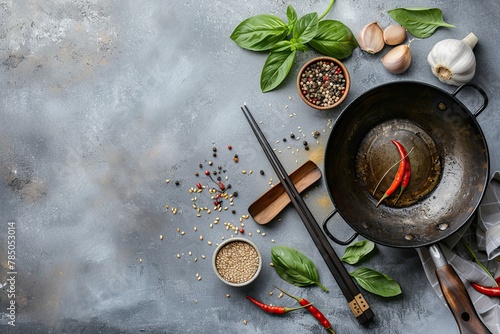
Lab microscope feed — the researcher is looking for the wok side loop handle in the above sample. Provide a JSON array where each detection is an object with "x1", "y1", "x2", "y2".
[
  {"x1": 452, "y1": 83, "x2": 489, "y2": 117},
  {"x1": 429, "y1": 245, "x2": 491, "y2": 334},
  {"x1": 322, "y1": 209, "x2": 358, "y2": 246}
]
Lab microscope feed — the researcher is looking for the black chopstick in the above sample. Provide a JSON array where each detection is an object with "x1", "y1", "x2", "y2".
[{"x1": 241, "y1": 105, "x2": 374, "y2": 324}]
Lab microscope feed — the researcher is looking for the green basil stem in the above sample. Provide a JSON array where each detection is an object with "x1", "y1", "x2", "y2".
[
  {"x1": 318, "y1": 0, "x2": 335, "y2": 20},
  {"x1": 461, "y1": 240, "x2": 497, "y2": 286}
]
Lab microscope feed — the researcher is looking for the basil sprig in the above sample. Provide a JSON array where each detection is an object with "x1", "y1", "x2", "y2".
[
  {"x1": 350, "y1": 267, "x2": 402, "y2": 297},
  {"x1": 388, "y1": 8, "x2": 455, "y2": 39},
  {"x1": 230, "y1": 1, "x2": 357, "y2": 92},
  {"x1": 340, "y1": 240, "x2": 375, "y2": 265},
  {"x1": 271, "y1": 245, "x2": 329, "y2": 292}
]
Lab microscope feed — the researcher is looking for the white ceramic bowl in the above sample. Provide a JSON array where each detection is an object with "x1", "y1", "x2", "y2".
[{"x1": 212, "y1": 237, "x2": 262, "y2": 287}]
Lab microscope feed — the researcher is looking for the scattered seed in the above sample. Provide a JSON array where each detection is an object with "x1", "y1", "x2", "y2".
[
  {"x1": 226, "y1": 294, "x2": 230, "y2": 298},
  {"x1": 200, "y1": 235, "x2": 203, "y2": 240},
  {"x1": 160, "y1": 235, "x2": 164, "y2": 240},
  {"x1": 202, "y1": 255, "x2": 206, "y2": 259},
  {"x1": 269, "y1": 291, "x2": 273, "y2": 296},
  {"x1": 176, "y1": 254, "x2": 180, "y2": 259},
  {"x1": 243, "y1": 320, "x2": 247, "y2": 325}
]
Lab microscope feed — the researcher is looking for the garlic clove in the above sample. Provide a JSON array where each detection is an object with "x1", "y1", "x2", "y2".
[
  {"x1": 358, "y1": 22, "x2": 384, "y2": 54},
  {"x1": 381, "y1": 42, "x2": 412, "y2": 74},
  {"x1": 383, "y1": 25, "x2": 407, "y2": 46}
]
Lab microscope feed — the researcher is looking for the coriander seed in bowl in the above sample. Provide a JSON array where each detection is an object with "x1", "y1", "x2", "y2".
[
  {"x1": 297, "y1": 56, "x2": 350, "y2": 110},
  {"x1": 212, "y1": 238, "x2": 262, "y2": 287}
]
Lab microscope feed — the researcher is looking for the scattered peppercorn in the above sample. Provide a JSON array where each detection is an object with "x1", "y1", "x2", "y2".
[
  {"x1": 303, "y1": 141, "x2": 308, "y2": 146},
  {"x1": 175, "y1": 180, "x2": 180, "y2": 186},
  {"x1": 199, "y1": 163, "x2": 203, "y2": 168},
  {"x1": 260, "y1": 170, "x2": 265, "y2": 175},
  {"x1": 213, "y1": 153, "x2": 217, "y2": 157},
  {"x1": 290, "y1": 133, "x2": 295, "y2": 139},
  {"x1": 212, "y1": 147, "x2": 217, "y2": 152}
]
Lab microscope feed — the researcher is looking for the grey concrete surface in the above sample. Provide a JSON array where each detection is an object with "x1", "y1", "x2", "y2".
[{"x1": 1, "y1": 1, "x2": 499, "y2": 333}]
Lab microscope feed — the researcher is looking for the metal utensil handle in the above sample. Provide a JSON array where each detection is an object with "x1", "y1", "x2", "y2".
[
  {"x1": 322, "y1": 209, "x2": 359, "y2": 246},
  {"x1": 452, "y1": 83, "x2": 489, "y2": 117},
  {"x1": 429, "y1": 245, "x2": 491, "y2": 334}
]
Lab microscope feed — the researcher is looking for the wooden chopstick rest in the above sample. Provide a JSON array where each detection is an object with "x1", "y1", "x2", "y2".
[{"x1": 248, "y1": 160, "x2": 321, "y2": 224}]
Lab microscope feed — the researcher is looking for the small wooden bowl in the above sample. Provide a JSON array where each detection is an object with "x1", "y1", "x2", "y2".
[{"x1": 297, "y1": 56, "x2": 350, "y2": 110}]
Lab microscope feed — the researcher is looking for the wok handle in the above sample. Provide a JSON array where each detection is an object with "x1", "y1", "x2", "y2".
[
  {"x1": 452, "y1": 83, "x2": 489, "y2": 117},
  {"x1": 430, "y1": 245, "x2": 491, "y2": 334},
  {"x1": 322, "y1": 209, "x2": 359, "y2": 245}
]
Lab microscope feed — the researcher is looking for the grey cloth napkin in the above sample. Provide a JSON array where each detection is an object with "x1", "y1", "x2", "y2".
[{"x1": 418, "y1": 171, "x2": 500, "y2": 334}]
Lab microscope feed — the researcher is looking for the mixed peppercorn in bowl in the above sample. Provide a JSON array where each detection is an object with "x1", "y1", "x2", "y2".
[{"x1": 297, "y1": 57, "x2": 350, "y2": 110}]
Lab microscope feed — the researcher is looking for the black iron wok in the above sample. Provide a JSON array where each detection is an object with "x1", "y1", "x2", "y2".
[{"x1": 323, "y1": 81, "x2": 490, "y2": 333}]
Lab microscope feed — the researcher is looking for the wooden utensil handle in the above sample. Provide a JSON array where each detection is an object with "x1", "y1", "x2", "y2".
[{"x1": 435, "y1": 264, "x2": 491, "y2": 334}]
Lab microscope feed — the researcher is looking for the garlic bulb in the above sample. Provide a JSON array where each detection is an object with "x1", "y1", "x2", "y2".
[
  {"x1": 427, "y1": 33, "x2": 478, "y2": 86},
  {"x1": 358, "y1": 22, "x2": 384, "y2": 54},
  {"x1": 381, "y1": 42, "x2": 412, "y2": 74},
  {"x1": 383, "y1": 25, "x2": 406, "y2": 46}
]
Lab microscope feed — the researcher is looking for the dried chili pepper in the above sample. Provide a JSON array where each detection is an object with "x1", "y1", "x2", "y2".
[
  {"x1": 471, "y1": 282, "x2": 500, "y2": 297},
  {"x1": 274, "y1": 286, "x2": 335, "y2": 333},
  {"x1": 246, "y1": 296, "x2": 311, "y2": 314},
  {"x1": 376, "y1": 140, "x2": 407, "y2": 207}
]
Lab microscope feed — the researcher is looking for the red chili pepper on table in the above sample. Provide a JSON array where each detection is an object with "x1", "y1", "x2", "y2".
[
  {"x1": 246, "y1": 296, "x2": 311, "y2": 315},
  {"x1": 376, "y1": 140, "x2": 407, "y2": 207},
  {"x1": 471, "y1": 282, "x2": 500, "y2": 297},
  {"x1": 274, "y1": 286, "x2": 335, "y2": 334}
]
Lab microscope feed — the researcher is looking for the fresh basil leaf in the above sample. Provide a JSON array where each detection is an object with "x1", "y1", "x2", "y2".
[
  {"x1": 260, "y1": 49, "x2": 296, "y2": 93},
  {"x1": 308, "y1": 20, "x2": 358, "y2": 59},
  {"x1": 230, "y1": 14, "x2": 289, "y2": 51},
  {"x1": 387, "y1": 8, "x2": 455, "y2": 38},
  {"x1": 293, "y1": 12, "x2": 319, "y2": 44},
  {"x1": 286, "y1": 5, "x2": 297, "y2": 31},
  {"x1": 291, "y1": 40, "x2": 308, "y2": 52},
  {"x1": 272, "y1": 40, "x2": 292, "y2": 52},
  {"x1": 341, "y1": 240, "x2": 375, "y2": 265},
  {"x1": 350, "y1": 267, "x2": 402, "y2": 297},
  {"x1": 271, "y1": 246, "x2": 329, "y2": 291}
]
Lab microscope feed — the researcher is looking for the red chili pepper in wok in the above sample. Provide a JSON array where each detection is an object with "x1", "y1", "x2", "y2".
[
  {"x1": 376, "y1": 140, "x2": 407, "y2": 207},
  {"x1": 395, "y1": 144, "x2": 411, "y2": 204},
  {"x1": 246, "y1": 296, "x2": 311, "y2": 314},
  {"x1": 274, "y1": 286, "x2": 335, "y2": 333}
]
